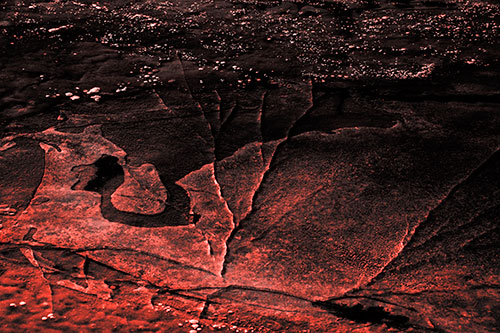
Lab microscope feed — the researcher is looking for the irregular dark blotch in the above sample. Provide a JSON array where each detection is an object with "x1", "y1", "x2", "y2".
[
  {"x1": 191, "y1": 213, "x2": 201, "y2": 224},
  {"x1": 313, "y1": 301, "x2": 411, "y2": 329},
  {"x1": 84, "y1": 155, "x2": 124, "y2": 192}
]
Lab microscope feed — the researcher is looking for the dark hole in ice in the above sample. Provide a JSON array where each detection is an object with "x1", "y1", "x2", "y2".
[
  {"x1": 83, "y1": 155, "x2": 190, "y2": 227},
  {"x1": 84, "y1": 156, "x2": 123, "y2": 192}
]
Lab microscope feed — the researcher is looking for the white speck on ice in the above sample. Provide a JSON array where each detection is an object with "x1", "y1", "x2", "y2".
[{"x1": 87, "y1": 87, "x2": 101, "y2": 94}]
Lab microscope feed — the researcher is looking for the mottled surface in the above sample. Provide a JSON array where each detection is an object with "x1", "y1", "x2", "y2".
[{"x1": 1, "y1": 0, "x2": 499, "y2": 331}]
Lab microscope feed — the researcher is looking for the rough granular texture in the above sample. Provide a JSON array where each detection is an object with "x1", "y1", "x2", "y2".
[{"x1": 1, "y1": 0, "x2": 499, "y2": 331}]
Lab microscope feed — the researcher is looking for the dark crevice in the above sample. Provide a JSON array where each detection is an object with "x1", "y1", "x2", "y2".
[
  {"x1": 22, "y1": 227, "x2": 38, "y2": 242},
  {"x1": 168, "y1": 285, "x2": 311, "y2": 301},
  {"x1": 80, "y1": 155, "x2": 190, "y2": 227},
  {"x1": 83, "y1": 256, "x2": 90, "y2": 277},
  {"x1": 207, "y1": 239, "x2": 214, "y2": 256},
  {"x1": 313, "y1": 301, "x2": 414, "y2": 330},
  {"x1": 199, "y1": 299, "x2": 212, "y2": 319},
  {"x1": 221, "y1": 83, "x2": 314, "y2": 277},
  {"x1": 327, "y1": 295, "x2": 419, "y2": 312},
  {"x1": 163, "y1": 290, "x2": 209, "y2": 303},
  {"x1": 84, "y1": 155, "x2": 123, "y2": 192}
]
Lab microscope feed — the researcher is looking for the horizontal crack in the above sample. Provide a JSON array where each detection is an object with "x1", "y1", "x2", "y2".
[{"x1": 0, "y1": 241, "x2": 218, "y2": 277}]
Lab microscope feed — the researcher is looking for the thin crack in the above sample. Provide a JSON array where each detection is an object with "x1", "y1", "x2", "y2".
[
  {"x1": 208, "y1": 163, "x2": 235, "y2": 271},
  {"x1": 178, "y1": 58, "x2": 217, "y2": 150},
  {"x1": 362, "y1": 147, "x2": 500, "y2": 289},
  {"x1": 19, "y1": 247, "x2": 55, "y2": 313},
  {"x1": 0, "y1": 241, "x2": 218, "y2": 277},
  {"x1": 220, "y1": 80, "x2": 314, "y2": 277},
  {"x1": 393, "y1": 205, "x2": 499, "y2": 272},
  {"x1": 55, "y1": 111, "x2": 213, "y2": 131},
  {"x1": 365, "y1": 285, "x2": 500, "y2": 298},
  {"x1": 167, "y1": 284, "x2": 421, "y2": 317}
]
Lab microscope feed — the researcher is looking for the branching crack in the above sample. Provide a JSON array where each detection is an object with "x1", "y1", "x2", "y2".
[{"x1": 220, "y1": 80, "x2": 314, "y2": 277}]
